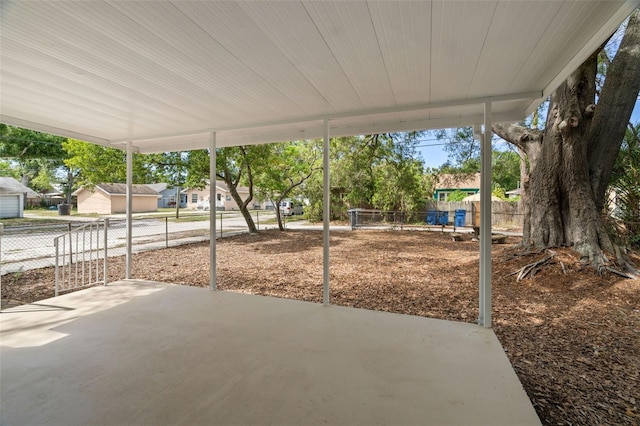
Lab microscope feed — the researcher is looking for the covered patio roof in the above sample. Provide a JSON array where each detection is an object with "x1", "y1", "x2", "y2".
[{"x1": 1, "y1": 1, "x2": 637, "y2": 153}]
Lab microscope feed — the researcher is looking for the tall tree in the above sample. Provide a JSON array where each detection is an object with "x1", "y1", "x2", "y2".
[
  {"x1": 491, "y1": 150, "x2": 522, "y2": 194},
  {"x1": 435, "y1": 126, "x2": 523, "y2": 194},
  {"x1": 186, "y1": 146, "x2": 272, "y2": 234},
  {"x1": 63, "y1": 139, "x2": 160, "y2": 187},
  {"x1": 0, "y1": 160, "x2": 20, "y2": 179},
  {"x1": 305, "y1": 133, "x2": 427, "y2": 221},
  {"x1": 438, "y1": 127, "x2": 480, "y2": 173},
  {"x1": 0, "y1": 125, "x2": 76, "y2": 202},
  {"x1": 492, "y1": 11, "x2": 640, "y2": 273},
  {"x1": 254, "y1": 140, "x2": 322, "y2": 231},
  {"x1": 371, "y1": 133, "x2": 429, "y2": 212},
  {"x1": 152, "y1": 151, "x2": 188, "y2": 218}
]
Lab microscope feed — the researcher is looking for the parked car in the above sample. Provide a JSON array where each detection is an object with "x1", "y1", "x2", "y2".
[{"x1": 279, "y1": 200, "x2": 304, "y2": 216}]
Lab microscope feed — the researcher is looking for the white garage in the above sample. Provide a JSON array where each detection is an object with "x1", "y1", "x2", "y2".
[{"x1": 0, "y1": 192, "x2": 22, "y2": 219}]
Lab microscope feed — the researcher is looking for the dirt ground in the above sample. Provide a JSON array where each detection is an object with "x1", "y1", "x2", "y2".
[{"x1": 2, "y1": 229, "x2": 639, "y2": 425}]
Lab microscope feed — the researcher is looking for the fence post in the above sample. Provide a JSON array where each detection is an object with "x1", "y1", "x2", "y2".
[
  {"x1": 103, "y1": 218, "x2": 109, "y2": 285},
  {"x1": 165, "y1": 216, "x2": 169, "y2": 248},
  {"x1": 55, "y1": 238, "x2": 59, "y2": 297},
  {"x1": 257, "y1": 211, "x2": 259, "y2": 230},
  {"x1": 68, "y1": 222, "x2": 73, "y2": 263},
  {"x1": 220, "y1": 213, "x2": 223, "y2": 238}
]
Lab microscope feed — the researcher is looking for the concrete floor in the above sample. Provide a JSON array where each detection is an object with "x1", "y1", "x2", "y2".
[{"x1": 1, "y1": 280, "x2": 540, "y2": 425}]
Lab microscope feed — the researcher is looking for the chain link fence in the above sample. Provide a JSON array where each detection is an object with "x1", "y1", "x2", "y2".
[
  {"x1": 0, "y1": 210, "x2": 276, "y2": 276},
  {"x1": 347, "y1": 202, "x2": 525, "y2": 232}
]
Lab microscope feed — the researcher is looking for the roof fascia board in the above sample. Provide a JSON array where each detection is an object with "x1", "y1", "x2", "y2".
[
  {"x1": 0, "y1": 115, "x2": 112, "y2": 147},
  {"x1": 326, "y1": 111, "x2": 525, "y2": 140},
  {"x1": 132, "y1": 111, "x2": 523, "y2": 154},
  {"x1": 95, "y1": 185, "x2": 112, "y2": 196},
  {"x1": 109, "y1": 194, "x2": 159, "y2": 198},
  {"x1": 525, "y1": 0, "x2": 640, "y2": 116},
  {"x1": 111, "y1": 91, "x2": 541, "y2": 146}
]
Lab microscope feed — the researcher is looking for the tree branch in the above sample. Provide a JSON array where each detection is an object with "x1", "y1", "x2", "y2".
[{"x1": 492, "y1": 123, "x2": 543, "y2": 152}]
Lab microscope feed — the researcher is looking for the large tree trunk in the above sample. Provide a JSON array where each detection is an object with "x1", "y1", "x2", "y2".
[
  {"x1": 492, "y1": 11, "x2": 640, "y2": 271},
  {"x1": 224, "y1": 173, "x2": 258, "y2": 234},
  {"x1": 221, "y1": 146, "x2": 258, "y2": 234}
]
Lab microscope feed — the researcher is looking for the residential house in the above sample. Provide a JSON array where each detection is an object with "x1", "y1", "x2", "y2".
[
  {"x1": 73, "y1": 183, "x2": 159, "y2": 214},
  {"x1": 147, "y1": 183, "x2": 187, "y2": 208},
  {"x1": 186, "y1": 181, "x2": 265, "y2": 211},
  {"x1": 433, "y1": 173, "x2": 481, "y2": 201},
  {"x1": 0, "y1": 177, "x2": 39, "y2": 218},
  {"x1": 505, "y1": 188, "x2": 522, "y2": 199}
]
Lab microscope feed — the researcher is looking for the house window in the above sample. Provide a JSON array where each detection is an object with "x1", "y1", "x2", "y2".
[
  {"x1": 438, "y1": 192, "x2": 448, "y2": 201},
  {"x1": 217, "y1": 193, "x2": 221, "y2": 201},
  {"x1": 192, "y1": 194, "x2": 198, "y2": 203},
  {"x1": 226, "y1": 195, "x2": 231, "y2": 201}
]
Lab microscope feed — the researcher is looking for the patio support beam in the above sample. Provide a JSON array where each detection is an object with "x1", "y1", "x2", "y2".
[
  {"x1": 323, "y1": 118, "x2": 330, "y2": 307},
  {"x1": 210, "y1": 132, "x2": 217, "y2": 291},
  {"x1": 125, "y1": 141, "x2": 133, "y2": 279},
  {"x1": 478, "y1": 102, "x2": 493, "y2": 328}
]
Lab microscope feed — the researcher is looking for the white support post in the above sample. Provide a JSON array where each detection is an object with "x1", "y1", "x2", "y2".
[
  {"x1": 103, "y1": 218, "x2": 109, "y2": 286},
  {"x1": 0, "y1": 223, "x2": 3, "y2": 306},
  {"x1": 210, "y1": 132, "x2": 217, "y2": 291},
  {"x1": 323, "y1": 119, "x2": 330, "y2": 306},
  {"x1": 125, "y1": 141, "x2": 133, "y2": 280},
  {"x1": 478, "y1": 102, "x2": 493, "y2": 328}
]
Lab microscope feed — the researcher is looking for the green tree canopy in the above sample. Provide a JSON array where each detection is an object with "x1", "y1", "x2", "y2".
[
  {"x1": 63, "y1": 139, "x2": 161, "y2": 187},
  {"x1": 253, "y1": 140, "x2": 322, "y2": 230},
  {"x1": 305, "y1": 133, "x2": 429, "y2": 221}
]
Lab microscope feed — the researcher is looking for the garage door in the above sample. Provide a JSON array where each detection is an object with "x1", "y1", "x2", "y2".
[{"x1": 0, "y1": 194, "x2": 21, "y2": 219}]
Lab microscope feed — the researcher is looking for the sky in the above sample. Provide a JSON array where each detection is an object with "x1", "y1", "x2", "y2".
[{"x1": 417, "y1": 101, "x2": 640, "y2": 170}]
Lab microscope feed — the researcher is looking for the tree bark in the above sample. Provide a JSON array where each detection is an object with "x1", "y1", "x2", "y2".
[
  {"x1": 224, "y1": 174, "x2": 258, "y2": 234},
  {"x1": 588, "y1": 11, "x2": 640, "y2": 211},
  {"x1": 493, "y1": 12, "x2": 640, "y2": 270},
  {"x1": 218, "y1": 146, "x2": 258, "y2": 234}
]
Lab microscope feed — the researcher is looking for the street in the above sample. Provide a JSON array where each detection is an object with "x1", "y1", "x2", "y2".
[{"x1": 0, "y1": 211, "x2": 277, "y2": 274}]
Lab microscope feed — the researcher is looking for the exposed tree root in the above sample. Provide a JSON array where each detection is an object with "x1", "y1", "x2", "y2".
[
  {"x1": 605, "y1": 266, "x2": 637, "y2": 279},
  {"x1": 509, "y1": 244, "x2": 639, "y2": 281},
  {"x1": 560, "y1": 261, "x2": 567, "y2": 275},
  {"x1": 612, "y1": 244, "x2": 639, "y2": 279},
  {"x1": 513, "y1": 249, "x2": 557, "y2": 281}
]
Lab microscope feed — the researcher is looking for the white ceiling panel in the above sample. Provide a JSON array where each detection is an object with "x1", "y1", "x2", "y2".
[{"x1": 1, "y1": 0, "x2": 637, "y2": 153}]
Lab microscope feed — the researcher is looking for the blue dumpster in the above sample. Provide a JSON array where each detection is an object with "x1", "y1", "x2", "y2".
[
  {"x1": 455, "y1": 209, "x2": 466, "y2": 227},
  {"x1": 426, "y1": 210, "x2": 437, "y2": 225},
  {"x1": 437, "y1": 211, "x2": 449, "y2": 225}
]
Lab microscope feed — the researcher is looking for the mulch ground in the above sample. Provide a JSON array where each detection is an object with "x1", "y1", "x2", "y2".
[{"x1": 2, "y1": 229, "x2": 639, "y2": 425}]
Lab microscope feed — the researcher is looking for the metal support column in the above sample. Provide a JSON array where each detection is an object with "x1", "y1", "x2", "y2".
[
  {"x1": 125, "y1": 141, "x2": 133, "y2": 279},
  {"x1": 210, "y1": 132, "x2": 217, "y2": 291},
  {"x1": 103, "y1": 218, "x2": 109, "y2": 285},
  {"x1": 323, "y1": 119, "x2": 330, "y2": 306},
  {"x1": 478, "y1": 102, "x2": 493, "y2": 328}
]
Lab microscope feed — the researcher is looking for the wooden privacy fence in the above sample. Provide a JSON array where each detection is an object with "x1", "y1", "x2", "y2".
[{"x1": 424, "y1": 200, "x2": 523, "y2": 228}]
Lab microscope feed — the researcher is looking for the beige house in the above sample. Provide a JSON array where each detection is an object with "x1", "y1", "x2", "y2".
[
  {"x1": 186, "y1": 181, "x2": 262, "y2": 211},
  {"x1": 73, "y1": 183, "x2": 159, "y2": 214}
]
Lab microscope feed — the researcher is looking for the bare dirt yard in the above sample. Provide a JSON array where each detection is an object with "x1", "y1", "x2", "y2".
[{"x1": 2, "y1": 229, "x2": 639, "y2": 425}]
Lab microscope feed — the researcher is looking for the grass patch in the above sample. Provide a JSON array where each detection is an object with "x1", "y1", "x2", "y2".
[{"x1": 0, "y1": 217, "x2": 74, "y2": 227}]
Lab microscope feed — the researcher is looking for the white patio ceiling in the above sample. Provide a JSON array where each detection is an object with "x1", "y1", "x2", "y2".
[{"x1": 1, "y1": 1, "x2": 638, "y2": 154}]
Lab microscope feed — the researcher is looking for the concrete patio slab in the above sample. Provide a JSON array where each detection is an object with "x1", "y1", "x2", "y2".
[{"x1": 1, "y1": 280, "x2": 540, "y2": 425}]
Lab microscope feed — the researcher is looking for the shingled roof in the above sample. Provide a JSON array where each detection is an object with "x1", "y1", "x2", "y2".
[
  {"x1": 73, "y1": 183, "x2": 160, "y2": 197},
  {"x1": 0, "y1": 177, "x2": 39, "y2": 198}
]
